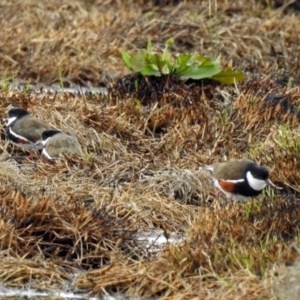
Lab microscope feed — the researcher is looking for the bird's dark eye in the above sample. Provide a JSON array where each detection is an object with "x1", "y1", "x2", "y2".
[{"x1": 259, "y1": 169, "x2": 269, "y2": 179}]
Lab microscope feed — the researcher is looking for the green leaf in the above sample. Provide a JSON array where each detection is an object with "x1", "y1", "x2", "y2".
[
  {"x1": 179, "y1": 65, "x2": 221, "y2": 81},
  {"x1": 189, "y1": 54, "x2": 215, "y2": 65},
  {"x1": 163, "y1": 38, "x2": 174, "y2": 61},
  {"x1": 121, "y1": 39, "x2": 245, "y2": 85},
  {"x1": 175, "y1": 53, "x2": 193, "y2": 73},
  {"x1": 211, "y1": 67, "x2": 246, "y2": 84},
  {"x1": 213, "y1": 54, "x2": 221, "y2": 65},
  {"x1": 166, "y1": 38, "x2": 174, "y2": 48},
  {"x1": 147, "y1": 37, "x2": 152, "y2": 53},
  {"x1": 122, "y1": 49, "x2": 148, "y2": 73},
  {"x1": 121, "y1": 51, "x2": 133, "y2": 70},
  {"x1": 176, "y1": 54, "x2": 221, "y2": 79},
  {"x1": 147, "y1": 53, "x2": 171, "y2": 74},
  {"x1": 130, "y1": 50, "x2": 147, "y2": 71},
  {"x1": 140, "y1": 65, "x2": 161, "y2": 76},
  {"x1": 162, "y1": 49, "x2": 171, "y2": 64}
]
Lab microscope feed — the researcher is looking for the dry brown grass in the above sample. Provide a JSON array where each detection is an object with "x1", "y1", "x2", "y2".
[{"x1": 1, "y1": 0, "x2": 300, "y2": 299}]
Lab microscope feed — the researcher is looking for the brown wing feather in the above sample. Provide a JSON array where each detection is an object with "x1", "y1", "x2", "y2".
[
  {"x1": 45, "y1": 134, "x2": 82, "y2": 158},
  {"x1": 213, "y1": 159, "x2": 254, "y2": 180},
  {"x1": 15, "y1": 138, "x2": 32, "y2": 144},
  {"x1": 12, "y1": 115, "x2": 51, "y2": 143},
  {"x1": 218, "y1": 179, "x2": 235, "y2": 193}
]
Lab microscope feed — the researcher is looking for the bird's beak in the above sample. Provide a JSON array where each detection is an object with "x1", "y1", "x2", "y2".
[{"x1": 266, "y1": 179, "x2": 282, "y2": 190}]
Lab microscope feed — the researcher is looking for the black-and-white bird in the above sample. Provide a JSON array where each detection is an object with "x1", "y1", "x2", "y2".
[
  {"x1": 5, "y1": 107, "x2": 52, "y2": 158},
  {"x1": 205, "y1": 158, "x2": 281, "y2": 200},
  {"x1": 37, "y1": 129, "x2": 82, "y2": 160}
]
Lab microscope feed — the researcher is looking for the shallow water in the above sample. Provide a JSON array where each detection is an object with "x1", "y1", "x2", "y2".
[
  {"x1": 0, "y1": 230, "x2": 181, "y2": 299},
  {"x1": 136, "y1": 229, "x2": 184, "y2": 253},
  {"x1": 0, "y1": 286, "x2": 99, "y2": 300},
  {"x1": 6, "y1": 80, "x2": 108, "y2": 95},
  {"x1": 0, "y1": 284, "x2": 145, "y2": 300}
]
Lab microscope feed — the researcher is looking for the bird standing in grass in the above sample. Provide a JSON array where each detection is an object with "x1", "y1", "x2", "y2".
[
  {"x1": 5, "y1": 107, "x2": 52, "y2": 159},
  {"x1": 37, "y1": 129, "x2": 82, "y2": 160},
  {"x1": 205, "y1": 158, "x2": 281, "y2": 200}
]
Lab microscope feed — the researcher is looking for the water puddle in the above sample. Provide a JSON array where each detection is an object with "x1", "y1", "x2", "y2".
[
  {"x1": 0, "y1": 286, "x2": 99, "y2": 299},
  {"x1": 0, "y1": 229, "x2": 183, "y2": 299},
  {"x1": 136, "y1": 229, "x2": 184, "y2": 253},
  {"x1": 5, "y1": 80, "x2": 108, "y2": 95},
  {"x1": 0, "y1": 285, "x2": 143, "y2": 299}
]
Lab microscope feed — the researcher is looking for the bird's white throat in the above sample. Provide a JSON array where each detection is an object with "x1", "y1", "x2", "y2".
[
  {"x1": 42, "y1": 137, "x2": 51, "y2": 146},
  {"x1": 246, "y1": 171, "x2": 267, "y2": 191},
  {"x1": 6, "y1": 116, "x2": 17, "y2": 126}
]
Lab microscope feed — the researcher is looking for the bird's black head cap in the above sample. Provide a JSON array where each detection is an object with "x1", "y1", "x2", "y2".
[{"x1": 42, "y1": 129, "x2": 62, "y2": 140}]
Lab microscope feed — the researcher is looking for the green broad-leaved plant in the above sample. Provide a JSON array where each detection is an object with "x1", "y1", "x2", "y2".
[{"x1": 121, "y1": 38, "x2": 246, "y2": 84}]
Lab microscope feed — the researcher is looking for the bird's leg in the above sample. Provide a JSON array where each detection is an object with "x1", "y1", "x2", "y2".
[{"x1": 26, "y1": 151, "x2": 36, "y2": 160}]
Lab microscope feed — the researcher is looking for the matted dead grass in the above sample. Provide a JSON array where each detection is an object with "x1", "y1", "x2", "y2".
[
  {"x1": 0, "y1": 79, "x2": 300, "y2": 298},
  {"x1": 1, "y1": 0, "x2": 300, "y2": 299}
]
